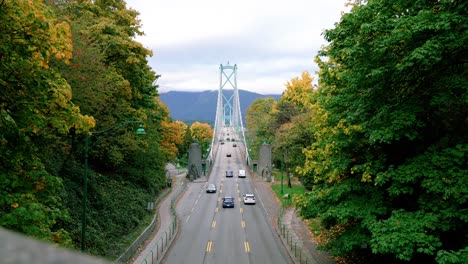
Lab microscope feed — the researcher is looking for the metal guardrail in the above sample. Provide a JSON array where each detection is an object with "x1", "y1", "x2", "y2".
[
  {"x1": 277, "y1": 206, "x2": 319, "y2": 264},
  {"x1": 139, "y1": 181, "x2": 188, "y2": 264},
  {"x1": 115, "y1": 189, "x2": 171, "y2": 263}
]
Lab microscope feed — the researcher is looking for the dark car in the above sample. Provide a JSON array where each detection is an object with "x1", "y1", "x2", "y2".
[
  {"x1": 222, "y1": 197, "x2": 235, "y2": 208},
  {"x1": 233, "y1": 143, "x2": 237, "y2": 147},
  {"x1": 226, "y1": 170, "x2": 234, "y2": 177},
  {"x1": 226, "y1": 153, "x2": 231, "y2": 157},
  {"x1": 206, "y1": 183, "x2": 217, "y2": 193}
]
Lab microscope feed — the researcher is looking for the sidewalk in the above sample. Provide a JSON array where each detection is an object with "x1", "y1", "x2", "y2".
[
  {"x1": 251, "y1": 174, "x2": 335, "y2": 264},
  {"x1": 130, "y1": 166, "x2": 187, "y2": 264}
]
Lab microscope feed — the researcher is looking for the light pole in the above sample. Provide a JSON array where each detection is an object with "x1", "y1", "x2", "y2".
[
  {"x1": 81, "y1": 121, "x2": 146, "y2": 252},
  {"x1": 281, "y1": 147, "x2": 284, "y2": 195}
]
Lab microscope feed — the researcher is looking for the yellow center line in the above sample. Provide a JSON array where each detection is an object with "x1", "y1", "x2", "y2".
[
  {"x1": 215, "y1": 207, "x2": 219, "y2": 213},
  {"x1": 238, "y1": 197, "x2": 241, "y2": 202},
  {"x1": 212, "y1": 220, "x2": 216, "y2": 229},
  {"x1": 242, "y1": 220, "x2": 245, "y2": 228},
  {"x1": 237, "y1": 189, "x2": 240, "y2": 193},
  {"x1": 244, "y1": 241, "x2": 250, "y2": 253},
  {"x1": 206, "y1": 241, "x2": 213, "y2": 252},
  {"x1": 240, "y1": 207, "x2": 243, "y2": 214}
]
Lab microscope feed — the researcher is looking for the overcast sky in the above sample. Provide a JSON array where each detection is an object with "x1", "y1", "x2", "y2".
[{"x1": 125, "y1": 0, "x2": 350, "y2": 95}]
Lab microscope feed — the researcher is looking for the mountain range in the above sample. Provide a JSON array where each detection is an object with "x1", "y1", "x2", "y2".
[{"x1": 159, "y1": 90, "x2": 281, "y2": 124}]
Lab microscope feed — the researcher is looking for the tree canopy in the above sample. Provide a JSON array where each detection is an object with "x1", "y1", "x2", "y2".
[
  {"x1": 0, "y1": 0, "x2": 186, "y2": 257},
  {"x1": 297, "y1": 0, "x2": 467, "y2": 262},
  {"x1": 246, "y1": 0, "x2": 467, "y2": 263}
]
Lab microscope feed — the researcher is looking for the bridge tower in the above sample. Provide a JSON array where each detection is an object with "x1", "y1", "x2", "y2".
[{"x1": 209, "y1": 63, "x2": 249, "y2": 165}]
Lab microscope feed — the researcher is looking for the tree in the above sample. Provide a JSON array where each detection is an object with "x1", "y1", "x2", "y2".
[
  {"x1": 245, "y1": 97, "x2": 277, "y2": 158},
  {"x1": 39, "y1": 0, "x2": 166, "y2": 255},
  {"x1": 160, "y1": 120, "x2": 185, "y2": 161},
  {"x1": 173, "y1": 121, "x2": 191, "y2": 159},
  {"x1": 282, "y1": 71, "x2": 315, "y2": 112},
  {"x1": 272, "y1": 72, "x2": 315, "y2": 189},
  {"x1": 190, "y1": 122, "x2": 213, "y2": 156},
  {"x1": 296, "y1": 0, "x2": 467, "y2": 262},
  {"x1": 0, "y1": 0, "x2": 94, "y2": 245}
]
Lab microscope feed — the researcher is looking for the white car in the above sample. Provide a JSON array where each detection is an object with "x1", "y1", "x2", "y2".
[
  {"x1": 238, "y1": 169, "x2": 246, "y2": 178},
  {"x1": 243, "y1": 194, "x2": 256, "y2": 205}
]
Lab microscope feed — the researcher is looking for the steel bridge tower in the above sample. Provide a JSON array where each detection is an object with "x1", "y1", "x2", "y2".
[{"x1": 209, "y1": 63, "x2": 249, "y2": 164}]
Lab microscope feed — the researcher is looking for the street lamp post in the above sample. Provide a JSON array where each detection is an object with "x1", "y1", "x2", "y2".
[
  {"x1": 281, "y1": 148, "x2": 284, "y2": 195},
  {"x1": 81, "y1": 121, "x2": 146, "y2": 252}
]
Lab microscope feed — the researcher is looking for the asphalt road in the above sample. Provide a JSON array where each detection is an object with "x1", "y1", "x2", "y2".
[{"x1": 163, "y1": 129, "x2": 291, "y2": 264}]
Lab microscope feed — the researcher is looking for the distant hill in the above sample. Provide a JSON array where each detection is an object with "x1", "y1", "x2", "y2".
[{"x1": 159, "y1": 90, "x2": 281, "y2": 124}]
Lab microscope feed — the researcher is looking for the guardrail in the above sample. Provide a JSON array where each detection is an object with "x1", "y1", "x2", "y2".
[
  {"x1": 115, "y1": 188, "x2": 171, "y2": 263},
  {"x1": 139, "y1": 181, "x2": 188, "y2": 264},
  {"x1": 277, "y1": 206, "x2": 319, "y2": 264}
]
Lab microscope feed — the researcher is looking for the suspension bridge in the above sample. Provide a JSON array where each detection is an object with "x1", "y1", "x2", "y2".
[{"x1": 206, "y1": 63, "x2": 252, "y2": 169}]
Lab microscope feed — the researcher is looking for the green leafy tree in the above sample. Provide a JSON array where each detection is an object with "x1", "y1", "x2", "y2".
[
  {"x1": 46, "y1": 0, "x2": 165, "y2": 255},
  {"x1": 272, "y1": 72, "x2": 315, "y2": 189},
  {"x1": 296, "y1": 0, "x2": 467, "y2": 262},
  {"x1": 0, "y1": 0, "x2": 94, "y2": 245},
  {"x1": 245, "y1": 97, "x2": 277, "y2": 158}
]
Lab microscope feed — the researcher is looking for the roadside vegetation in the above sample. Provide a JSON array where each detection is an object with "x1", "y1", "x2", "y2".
[
  {"x1": 0, "y1": 0, "x2": 210, "y2": 259},
  {"x1": 271, "y1": 182, "x2": 306, "y2": 207},
  {"x1": 246, "y1": 1, "x2": 467, "y2": 263}
]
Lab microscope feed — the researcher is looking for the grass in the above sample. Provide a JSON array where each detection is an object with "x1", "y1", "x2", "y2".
[{"x1": 271, "y1": 181, "x2": 306, "y2": 206}]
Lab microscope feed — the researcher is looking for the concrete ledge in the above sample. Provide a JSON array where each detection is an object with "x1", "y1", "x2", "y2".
[{"x1": 0, "y1": 227, "x2": 110, "y2": 264}]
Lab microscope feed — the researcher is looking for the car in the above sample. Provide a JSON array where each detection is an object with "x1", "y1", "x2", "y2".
[
  {"x1": 206, "y1": 184, "x2": 217, "y2": 193},
  {"x1": 226, "y1": 153, "x2": 231, "y2": 157},
  {"x1": 238, "y1": 169, "x2": 246, "y2": 178},
  {"x1": 243, "y1": 194, "x2": 256, "y2": 205},
  {"x1": 226, "y1": 170, "x2": 234, "y2": 177},
  {"x1": 222, "y1": 196, "x2": 235, "y2": 208},
  {"x1": 233, "y1": 143, "x2": 237, "y2": 147}
]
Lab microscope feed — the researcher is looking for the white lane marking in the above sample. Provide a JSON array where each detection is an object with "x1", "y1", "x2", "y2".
[
  {"x1": 254, "y1": 187, "x2": 271, "y2": 219},
  {"x1": 185, "y1": 215, "x2": 191, "y2": 222}
]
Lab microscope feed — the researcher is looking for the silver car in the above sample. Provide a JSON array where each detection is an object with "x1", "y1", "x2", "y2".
[{"x1": 206, "y1": 183, "x2": 217, "y2": 193}]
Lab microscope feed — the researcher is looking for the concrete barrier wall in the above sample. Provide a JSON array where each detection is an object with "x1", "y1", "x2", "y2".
[{"x1": 0, "y1": 228, "x2": 110, "y2": 264}]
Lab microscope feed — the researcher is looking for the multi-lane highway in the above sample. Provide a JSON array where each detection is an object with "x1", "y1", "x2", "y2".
[{"x1": 163, "y1": 129, "x2": 291, "y2": 264}]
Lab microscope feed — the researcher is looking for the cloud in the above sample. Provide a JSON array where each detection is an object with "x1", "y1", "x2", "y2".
[{"x1": 126, "y1": 0, "x2": 350, "y2": 94}]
